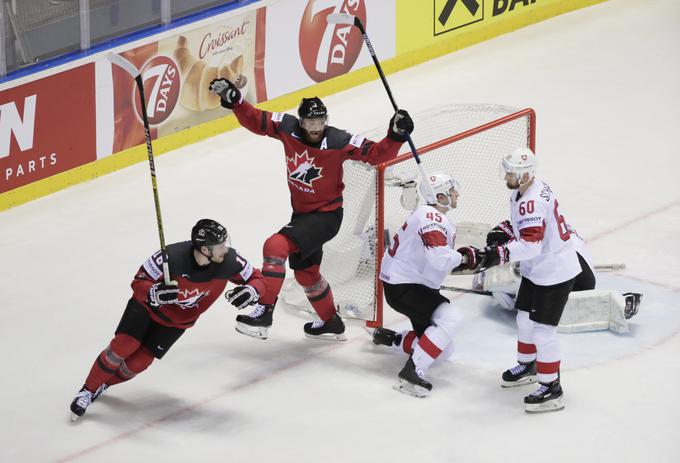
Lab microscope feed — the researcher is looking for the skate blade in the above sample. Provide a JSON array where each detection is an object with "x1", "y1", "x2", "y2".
[
  {"x1": 393, "y1": 379, "x2": 430, "y2": 398},
  {"x1": 70, "y1": 412, "x2": 82, "y2": 422},
  {"x1": 303, "y1": 332, "x2": 347, "y2": 342},
  {"x1": 235, "y1": 323, "x2": 269, "y2": 340},
  {"x1": 524, "y1": 396, "x2": 565, "y2": 413},
  {"x1": 501, "y1": 375, "x2": 538, "y2": 388}
]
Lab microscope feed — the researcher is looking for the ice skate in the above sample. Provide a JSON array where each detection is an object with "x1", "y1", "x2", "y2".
[
  {"x1": 372, "y1": 327, "x2": 402, "y2": 347},
  {"x1": 91, "y1": 383, "x2": 108, "y2": 402},
  {"x1": 235, "y1": 304, "x2": 274, "y2": 340},
  {"x1": 69, "y1": 386, "x2": 95, "y2": 422},
  {"x1": 501, "y1": 360, "x2": 537, "y2": 387},
  {"x1": 303, "y1": 314, "x2": 346, "y2": 341},
  {"x1": 394, "y1": 357, "x2": 432, "y2": 398},
  {"x1": 524, "y1": 379, "x2": 564, "y2": 413}
]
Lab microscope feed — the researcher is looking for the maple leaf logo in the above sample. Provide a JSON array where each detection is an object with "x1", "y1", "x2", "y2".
[
  {"x1": 286, "y1": 150, "x2": 323, "y2": 187},
  {"x1": 177, "y1": 288, "x2": 209, "y2": 309}
]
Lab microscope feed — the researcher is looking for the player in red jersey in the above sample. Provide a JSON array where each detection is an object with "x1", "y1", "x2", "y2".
[
  {"x1": 209, "y1": 78, "x2": 414, "y2": 341},
  {"x1": 69, "y1": 219, "x2": 267, "y2": 421}
]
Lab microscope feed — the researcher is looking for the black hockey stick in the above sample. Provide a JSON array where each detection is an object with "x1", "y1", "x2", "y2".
[
  {"x1": 107, "y1": 53, "x2": 173, "y2": 285},
  {"x1": 326, "y1": 13, "x2": 437, "y2": 203}
]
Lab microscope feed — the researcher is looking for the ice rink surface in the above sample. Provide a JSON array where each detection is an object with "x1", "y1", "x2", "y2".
[{"x1": 1, "y1": 0, "x2": 679, "y2": 461}]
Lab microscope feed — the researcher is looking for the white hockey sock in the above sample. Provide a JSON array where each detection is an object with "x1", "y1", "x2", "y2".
[
  {"x1": 516, "y1": 310, "x2": 537, "y2": 363},
  {"x1": 412, "y1": 325, "x2": 451, "y2": 375},
  {"x1": 533, "y1": 322, "x2": 560, "y2": 383}
]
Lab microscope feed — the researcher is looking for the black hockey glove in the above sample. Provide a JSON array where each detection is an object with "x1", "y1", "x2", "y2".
[
  {"x1": 208, "y1": 78, "x2": 242, "y2": 109},
  {"x1": 486, "y1": 220, "x2": 515, "y2": 246},
  {"x1": 148, "y1": 281, "x2": 180, "y2": 307},
  {"x1": 454, "y1": 246, "x2": 480, "y2": 271},
  {"x1": 226, "y1": 285, "x2": 260, "y2": 309},
  {"x1": 388, "y1": 109, "x2": 414, "y2": 142},
  {"x1": 477, "y1": 245, "x2": 509, "y2": 270}
]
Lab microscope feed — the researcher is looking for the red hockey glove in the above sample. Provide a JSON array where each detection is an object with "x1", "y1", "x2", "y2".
[{"x1": 455, "y1": 246, "x2": 479, "y2": 271}]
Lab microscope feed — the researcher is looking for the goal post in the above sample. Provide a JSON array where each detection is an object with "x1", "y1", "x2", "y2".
[{"x1": 279, "y1": 104, "x2": 536, "y2": 327}]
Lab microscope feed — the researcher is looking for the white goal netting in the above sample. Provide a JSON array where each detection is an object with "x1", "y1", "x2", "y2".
[{"x1": 280, "y1": 104, "x2": 535, "y2": 325}]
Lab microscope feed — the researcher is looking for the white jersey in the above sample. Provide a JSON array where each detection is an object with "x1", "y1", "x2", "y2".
[
  {"x1": 506, "y1": 179, "x2": 580, "y2": 285},
  {"x1": 379, "y1": 205, "x2": 463, "y2": 290}
]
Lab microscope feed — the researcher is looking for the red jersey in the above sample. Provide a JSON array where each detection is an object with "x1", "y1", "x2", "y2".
[
  {"x1": 233, "y1": 100, "x2": 403, "y2": 214},
  {"x1": 130, "y1": 242, "x2": 267, "y2": 329}
]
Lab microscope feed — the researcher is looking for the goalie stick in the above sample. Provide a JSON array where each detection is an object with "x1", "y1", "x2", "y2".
[
  {"x1": 327, "y1": 13, "x2": 437, "y2": 204},
  {"x1": 107, "y1": 53, "x2": 173, "y2": 286}
]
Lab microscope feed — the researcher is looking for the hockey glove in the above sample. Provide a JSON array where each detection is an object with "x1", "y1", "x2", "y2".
[
  {"x1": 226, "y1": 285, "x2": 260, "y2": 309},
  {"x1": 454, "y1": 246, "x2": 479, "y2": 271},
  {"x1": 388, "y1": 110, "x2": 414, "y2": 142},
  {"x1": 148, "y1": 282, "x2": 180, "y2": 307},
  {"x1": 478, "y1": 245, "x2": 509, "y2": 270},
  {"x1": 208, "y1": 78, "x2": 242, "y2": 109},
  {"x1": 486, "y1": 220, "x2": 515, "y2": 246}
]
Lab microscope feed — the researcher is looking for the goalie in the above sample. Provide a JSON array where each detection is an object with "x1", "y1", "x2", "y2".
[{"x1": 474, "y1": 220, "x2": 642, "y2": 334}]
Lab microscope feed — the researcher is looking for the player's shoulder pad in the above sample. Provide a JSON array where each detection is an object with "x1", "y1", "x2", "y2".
[
  {"x1": 142, "y1": 242, "x2": 193, "y2": 280},
  {"x1": 415, "y1": 205, "x2": 450, "y2": 234},
  {"x1": 325, "y1": 127, "x2": 362, "y2": 150},
  {"x1": 275, "y1": 113, "x2": 300, "y2": 135},
  {"x1": 218, "y1": 247, "x2": 254, "y2": 280}
]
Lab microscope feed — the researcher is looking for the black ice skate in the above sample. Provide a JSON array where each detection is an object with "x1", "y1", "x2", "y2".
[
  {"x1": 372, "y1": 327, "x2": 402, "y2": 347},
  {"x1": 524, "y1": 379, "x2": 564, "y2": 413},
  {"x1": 92, "y1": 383, "x2": 108, "y2": 402},
  {"x1": 501, "y1": 360, "x2": 538, "y2": 388},
  {"x1": 69, "y1": 386, "x2": 95, "y2": 422},
  {"x1": 622, "y1": 292, "x2": 642, "y2": 319},
  {"x1": 303, "y1": 314, "x2": 346, "y2": 341},
  {"x1": 394, "y1": 357, "x2": 432, "y2": 398},
  {"x1": 235, "y1": 304, "x2": 274, "y2": 340}
]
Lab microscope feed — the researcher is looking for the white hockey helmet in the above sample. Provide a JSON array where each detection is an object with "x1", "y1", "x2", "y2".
[
  {"x1": 502, "y1": 147, "x2": 536, "y2": 185},
  {"x1": 420, "y1": 172, "x2": 459, "y2": 209}
]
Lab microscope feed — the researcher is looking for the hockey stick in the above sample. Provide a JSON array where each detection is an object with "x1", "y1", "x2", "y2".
[
  {"x1": 440, "y1": 285, "x2": 493, "y2": 296},
  {"x1": 327, "y1": 13, "x2": 437, "y2": 204},
  {"x1": 594, "y1": 263, "x2": 626, "y2": 272},
  {"x1": 107, "y1": 53, "x2": 173, "y2": 286}
]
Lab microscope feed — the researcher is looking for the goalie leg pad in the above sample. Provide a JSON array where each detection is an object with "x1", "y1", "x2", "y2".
[{"x1": 557, "y1": 290, "x2": 629, "y2": 333}]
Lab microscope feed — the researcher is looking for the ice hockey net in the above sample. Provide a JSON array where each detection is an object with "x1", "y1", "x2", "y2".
[{"x1": 279, "y1": 104, "x2": 536, "y2": 327}]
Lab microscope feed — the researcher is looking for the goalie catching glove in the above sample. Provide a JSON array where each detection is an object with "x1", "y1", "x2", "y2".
[
  {"x1": 226, "y1": 285, "x2": 260, "y2": 309},
  {"x1": 477, "y1": 245, "x2": 509, "y2": 270},
  {"x1": 208, "y1": 78, "x2": 243, "y2": 109},
  {"x1": 148, "y1": 281, "x2": 180, "y2": 307},
  {"x1": 387, "y1": 110, "x2": 414, "y2": 142},
  {"x1": 486, "y1": 220, "x2": 515, "y2": 246}
]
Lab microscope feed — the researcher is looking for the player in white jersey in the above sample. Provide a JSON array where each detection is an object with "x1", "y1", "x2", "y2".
[
  {"x1": 376, "y1": 173, "x2": 478, "y2": 397},
  {"x1": 477, "y1": 147, "x2": 577, "y2": 413}
]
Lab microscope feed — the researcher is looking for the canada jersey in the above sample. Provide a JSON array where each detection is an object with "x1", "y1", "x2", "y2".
[
  {"x1": 233, "y1": 100, "x2": 403, "y2": 214},
  {"x1": 506, "y1": 180, "x2": 580, "y2": 285},
  {"x1": 380, "y1": 205, "x2": 463, "y2": 290},
  {"x1": 130, "y1": 242, "x2": 266, "y2": 329}
]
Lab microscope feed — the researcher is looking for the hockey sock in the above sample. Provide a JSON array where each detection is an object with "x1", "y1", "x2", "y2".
[
  {"x1": 401, "y1": 330, "x2": 418, "y2": 354},
  {"x1": 84, "y1": 333, "x2": 140, "y2": 392},
  {"x1": 295, "y1": 266, "x2": 336, "y2": 321},
  {"x1": 533, "y1": 322, "x2": 561, "y2": 383},
  {"x1": 106, "y1": 346, "x2": 155, "y2": 386},
  {"x1": 516, "y1": 310, "x2": 537, "y2": 363},
  {"x1": 260, "y1": 233, "x2": 298, "y2": 305},
  {"x1": 411, "y1": 325, "x2": 451, "y2": 374}
]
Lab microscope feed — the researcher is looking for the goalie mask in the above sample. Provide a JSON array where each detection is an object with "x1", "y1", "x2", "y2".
[
  {"x1": 420, "y1": 172, "x2": 459, "y2": 211},
  {"x1": 502, "y1": 147, "x2": 536, "y2": 186},
  {"x1": 191, "y1": 219, "x2": 230, "y2": 249}
]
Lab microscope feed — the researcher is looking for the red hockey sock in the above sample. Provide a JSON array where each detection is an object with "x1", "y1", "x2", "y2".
[
  {"x1": 401, "y1": 330, "x2": 417, "y2": 354},
  {"x1": 294, "y1": 266, "x2": 336, "y2": 321},
  {"x1": 84, "y1": 333, "x2": 140, "y2": 392},
  {"x1": 260, "y1": 233, "x2": 298, "y2": 305},
  {"x1": 107, "y1": 346, "x2": 155, "y2": 386}
]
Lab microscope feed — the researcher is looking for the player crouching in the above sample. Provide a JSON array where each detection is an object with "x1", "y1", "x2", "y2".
[{"x1": 376, "y1": 173, "x2": 477, "y2": 397}]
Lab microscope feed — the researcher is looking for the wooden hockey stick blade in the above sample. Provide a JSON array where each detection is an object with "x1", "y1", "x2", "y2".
[
  {"x1": 593, "y1": 263, "x2": 626, "y2": 272},
  {"x1": 440, "y1": 285, "x2": 492, "y2": 296},
  {"x1": 327, "y1": 13, "x2": 356, "y2": 25},
  {"x1": 107, "y1": 52, "x2": 140, "y2": 78}
]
